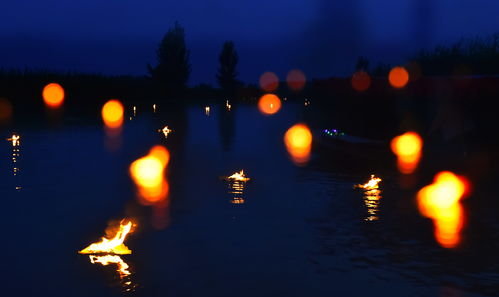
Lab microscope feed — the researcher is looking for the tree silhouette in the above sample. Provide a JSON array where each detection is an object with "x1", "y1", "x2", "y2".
[
  {"x1": 148, "y1": 22, "x2": 191, "y2": 96},
  {"x1": 355, "y1": 56, "x2": 370, "y2": 72},
  {"x1": 216, "y1": 41, "x2": 239, "y2": 96}
]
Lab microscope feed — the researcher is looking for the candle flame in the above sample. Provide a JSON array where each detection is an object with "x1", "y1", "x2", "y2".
[
  {"x1": 227, "y1": 170, "x2": 250, "y2": 182},
  {"x1": 79, "y1": 220, "x2": 133, "y2": 255}
]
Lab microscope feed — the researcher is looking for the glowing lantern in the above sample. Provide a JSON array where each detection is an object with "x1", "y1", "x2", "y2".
[
  {"x1": 79, "y1": 220, "x2": 134, "y2": 254},
  {"x1": 286, "y1": 69, "x2": 306, "y2": 91},
  {"x1": 0, "y1": 98, "x2": 12, "y2": 120},
  {"x1": 351, "y1": 71, "x2": 371, "y2": 92},
  {"x1": 258, "y1": 94, "x2": 282, "y2": 115},
  {"x1": 417, "y1": 172, "x2": 469, "y2": 248},
  {"x1": 102, "y1": 100, "x2": 124, "y2": 129},
  {"x1": 391, "y1": 132, "x2": 423, "y2": 174},
  {"x1": 259, "y1": 72, "x2": 279, "y2": 92},
  {"x1": 284, "y1": 124, "x2": 312, "y2": 166},
  {"x1": 388, "y1": 66, "x2": 409, "y2": 89},
  {"x1": 42, "y1": 83, "x2": 65, "y2": 108}
]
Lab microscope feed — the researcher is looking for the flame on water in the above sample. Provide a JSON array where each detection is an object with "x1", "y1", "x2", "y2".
[
  {"x1": 227, "y1": 170, "x2": 250, "y2": 182},
  {"x1": 130, "y1": 146, "x2": 170, "y2": 205},
  {"x1": 42, "y1": 83, "x2": 65, "y2": 108},
  {"x1": 391, "y1": 132, "x2": 423, "y2": 174},
  {"x1": 89, "y1": 255, "x2": 131, "y2": 278},
  {"x1": 79, "y1": 220, "x2": 133, "y2": 254},
  {"x1": 159, "y1": 126, "x2": 172, "y2": 139},
  {"x1": 417, "y1": 171, "x2": 469, "y2": 248},
  {"x1": 355, "y1": 175, "x2": 382, "y2": 190},
  {"x1": 7, "y1": 134, "x2": 20, "y2": 147},
  {"x1": 284, "y1": 124, "x2": 312, "y2": 166}
]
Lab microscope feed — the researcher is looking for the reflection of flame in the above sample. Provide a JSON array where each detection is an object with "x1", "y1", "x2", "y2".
[
  {"x1": 284, "y1": 124, "x2": 312, "y2": 166},
  {"x1": 79, "y1": 220, "x2": 133, "y2": 255},
  {"x1": 355, "y1": 175, "x2": 382, "y2": 190},
  {"x1": 7, "y1": 134, "x2": 20, "y2": 147},
  {"x1": 417, "y1": 172, "x2": 468, "y2": 248},
  {"x1": 130, "y1": 146, "x2": 170, "y2": 205},
  {"x1": 229, "y1": 181, "x2": 246, "y2": 204},
  {"x1": 391, "y1": 132, "x2": 422, "y2": 174},
  {"x1": 159, "y1": 126, "x2": 172, "y2": 139},
  {"x1": 226, "y1": 100, "x2": 231, "y2": 111},
  {"x1": 227, "y1": 170, "x2": 250, "y2": 182},
  {"x1": 153, "y1": 104, "x2": 157, "y2": 113},
  {"x1": 89, "y1": 255, "x2": 131, "y2": 278},
  {"x1": 355, "y1": 175, "x2": 383, "y2": 221},
  {"x1": 205, "y1": 106, "x2": 210, "y2": 116}
]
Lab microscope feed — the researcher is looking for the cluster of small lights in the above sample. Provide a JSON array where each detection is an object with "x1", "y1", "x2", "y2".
[
  {"x1": 304, "y1": 98, "x2": 311, "y2": 106},
  {"x1": 323, "y1": 129, "x2": 345, "y2": 137}
]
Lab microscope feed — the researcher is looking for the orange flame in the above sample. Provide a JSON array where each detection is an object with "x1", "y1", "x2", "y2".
[
  {"x1": 102, "y1": 100, "x2": 124, "y2": 129},
  {"x1": 42, "y1": 83, "x2": 65, "y2": 108},
  {"x1": 7, "y1": 134, "x2": 20, "y2": 147},
  {"x1": 258, "y1": 94, "x2": 282, "y2": 115},
  {"x1": 130, "y1": 146, "x2": 170, "y2": 205},
  {"x1": 391, "y1": 132, "x2": 423, "y2": 174},
  {"x1": 159, "y1": 126, "x2": 172, "y2": 139},
  {"x1": 79, "y1": 220, "x2": 133, "y2": 254},
  {"x1": 355, "y1": 175, "x2": 382, "y2": 190},
  {"x1": 284, "y1": 124, "x2": 312, "y2": 166},
  {"x1": 89, "y1": 255, "x2": 131, "y2": 278},
  {"x1": 417, "y1": 171, "x2": 468, "y2": 248},
  {"x1": 227, "y1": 170, "x2": 250, "y2": 182}
]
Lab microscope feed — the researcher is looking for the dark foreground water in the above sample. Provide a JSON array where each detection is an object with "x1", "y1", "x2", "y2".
[{"x1": 1, "y1": 103, "x2": 498, "y2": 297}]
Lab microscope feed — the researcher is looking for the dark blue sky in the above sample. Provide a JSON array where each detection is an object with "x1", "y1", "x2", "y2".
[{"x1": 1, "y1": 0, "x2": 498, "y2": 84}]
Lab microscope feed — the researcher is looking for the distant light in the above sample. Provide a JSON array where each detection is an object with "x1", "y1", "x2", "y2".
[
  {"x1": 388, "y1": 66, "x2": 409, "y2": 89},
  {"x1": 259, "y1": 72, "x2": 279, "y2": 92},
  {"x1": 284, "y1": 123, "x2": 312, "y2": 166},
  {"x1": 0, "y1": 98, "x2": 13, "y2": 121},
  {"x1": 102, "y1": 100, "x2": 124, "y2": 129},
  {"x1": 42, "y1": 83, "x2": 65, "y2": 108},
  {"x1": 391, "y1": 132, "x2": 422, "y2": 174},
  {"x1": 258, "y1": 94, "x2": 282, "y2": 115},
  {"x1": 351, "y1": 71, "x2": 371, "y2": 92},
  {"x1": 286, "y1": 69, "x2": 306, "y2": 91},
  {"x1": 205, "y1": 106, "x2": 210, "y2": 116}
]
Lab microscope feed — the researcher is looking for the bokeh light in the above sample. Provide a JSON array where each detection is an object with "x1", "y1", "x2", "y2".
[
  {"x1": 130, "y1": 146, "x2": 170, "y2": 205},
  {"x1": 351, "y1": 71, "x2": 371, "y2": 92},
  {"x1": 0, "y1": 98, "x2": 13, "y2": 121},
  {"x1": 102, "y1": 100, "x2": 124, "y2": 129},
  {"x1": 259, "y1": 72, "x2": 279, "y2": 92},
  {"x1": 417, "y1": 171, "x2": 469, "y2": 248},
  {"x1": 388, "y1": 66, "x2": 409, "y2": 89},
  {"x1": 258, "y1": 94, "x2": 282, "y2": 115},
  {"x1": 391, "y1": 132, "x2": 423, "y2": 174},
  {"x1": 286, "y1": 69, "x2": 306, "y2": 91},
  {"x1": 284, "y1": 123, "x2": 312, "y2": 166},
  {"x1": 42, "y1": 83, "x2": 65, "y2": 108}
]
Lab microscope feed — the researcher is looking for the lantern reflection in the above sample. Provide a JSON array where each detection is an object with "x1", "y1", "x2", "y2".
[
  {"x1": 391, "y1": 132, "x2": 422, "y2": 174},
  {"x1": 284, "y1": 124, "x2": 312, "y2": 166},
  {"x1": 7, "y1": 134, "x2": 21, "y2": 190},
  {"x1": 417, "y1": 171, "x2": 468, "y2": 248}
]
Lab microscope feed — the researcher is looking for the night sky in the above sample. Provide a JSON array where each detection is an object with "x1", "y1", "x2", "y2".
[{"x1": 1, "y1": 0, "x2": 498, "y2": 84}]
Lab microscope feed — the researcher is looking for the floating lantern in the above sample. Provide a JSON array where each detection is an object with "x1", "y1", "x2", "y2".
[
  {"x1": 284, "y1": 124, "x2": 312, "y2": 166},
  {"x1": 258, "y1": 94, "x2": 282, "y2": 115},
  {"x1": 102, "y1": 100, "x2": 124, "y2": 129},
  {"x1": 42, "y1": 83, "x2": 65, "y2": 108},
  {"x1": 391, "y1": 132, "x2": 423, "y2": 174},
  {"x1": 417, "y1": 171, "x2": 469, "y2": 248}
]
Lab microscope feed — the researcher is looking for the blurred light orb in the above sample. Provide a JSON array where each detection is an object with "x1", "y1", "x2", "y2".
[
  {"x1": 391, "y1": 131, "x2": 423, "y2": 174},
  {"x1": 284, "y1": 123, "x2": 312, "y2": 166},
  {"x1": 388, "y1": 66, "x2": 409, "y2": 89},
  {"x1": 259, "y1": 72, "x2": 279, "y2": 92},
  {"x1": 351, "y1": 71, "x2": 371, "y2": 92},
  {"x1": 130, "y1": 156, "x2": 164, "y2": 188},
  {"x1": 0, "y1": 98, "x2": 13, "y2": 120},
  {"x1": 42, "y1": 83, "x2": 65, "y2": 108},
  {"x1": 258, "y1": 94, "x2": 282, "y2": 115},
  {"x1": 286, "y1": 69, "x2": 306, "y2": 91},
  {"x1": 102, "y1": 99, "x2": 124, "y2": 128},
  {"x1": 149, "y1": 145, "x2": 170, "y2": 167}
]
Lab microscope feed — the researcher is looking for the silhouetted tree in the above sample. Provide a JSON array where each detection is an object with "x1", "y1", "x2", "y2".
[
  {"x1": 355, "y1": 56, "x2": 370, "y2": 72},
  {"x1": 216, "y1": 41, "x2": 239, "y2": 96},
  {"x1": 148, "y1": 22, "x2": 191, "y2": 96}
]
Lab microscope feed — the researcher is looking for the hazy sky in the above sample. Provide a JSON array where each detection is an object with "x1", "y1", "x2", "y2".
[{"x1": 1, "y1": 0, "x2": 498, "y2": 84}]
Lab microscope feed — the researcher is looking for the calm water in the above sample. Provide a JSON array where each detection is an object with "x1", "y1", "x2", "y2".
[{"x1": 1, "y1": 103, "x2": 498, "y2": 297}]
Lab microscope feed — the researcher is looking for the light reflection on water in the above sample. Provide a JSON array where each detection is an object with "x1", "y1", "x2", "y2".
[
  {"x1": 7, "y1": 134, "x2": 21, "y2": 190},
  {"x1": 87, "y1": 255, "x2": 136, "y2": 292}
]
